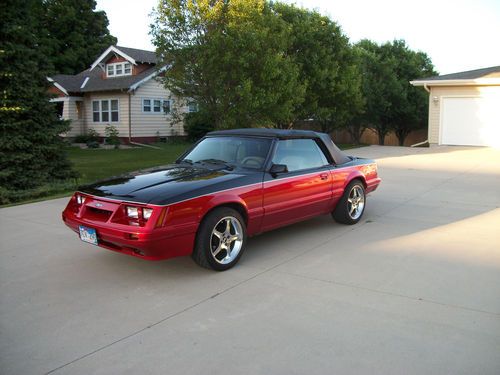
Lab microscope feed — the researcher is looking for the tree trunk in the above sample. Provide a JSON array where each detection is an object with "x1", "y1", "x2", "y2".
[
  {"x1": 377, "y1": 132, "x2": 385, "y2": 145},
  {"x1": 395, "y1": 129, "x2": 409, "y2": 146}
]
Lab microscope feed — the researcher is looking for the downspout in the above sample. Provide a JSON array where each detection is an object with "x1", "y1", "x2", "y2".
[
  {"x1": 127, "y1": 90, "x2": 160, "y2": 149},
  {"x1": 128, "y1": 91, "x2": 132, "y2": 143}
]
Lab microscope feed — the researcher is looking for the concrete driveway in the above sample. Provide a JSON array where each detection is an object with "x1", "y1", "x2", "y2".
[{"x1": 1, "y1": 146, "x2": 499, "y2": 375}]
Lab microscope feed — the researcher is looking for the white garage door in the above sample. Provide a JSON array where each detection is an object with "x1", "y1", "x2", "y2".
[{"x1": 441, "y1": 96, "x2": 500, "y2": 147}]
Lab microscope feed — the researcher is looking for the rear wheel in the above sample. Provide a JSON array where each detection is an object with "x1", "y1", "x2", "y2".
[
  {"x1": 333, "y1": 180, "x2": 366, "y2": 225},
  {"x1": 192, "y1": 207, "x2": 246, "y2": 271}
]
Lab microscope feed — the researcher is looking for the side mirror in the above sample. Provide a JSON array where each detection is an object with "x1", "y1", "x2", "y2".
[{"x1": 269, "y1": 163, "x2": 288, "y2": 177}]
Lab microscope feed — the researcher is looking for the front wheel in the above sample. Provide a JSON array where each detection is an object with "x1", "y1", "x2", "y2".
[
  {"x1": 332, "y1": 180, "x2": 366, "y2": 225},
  {"x1": 192, "y1": 207, "x2": 247, "y2": 271}
]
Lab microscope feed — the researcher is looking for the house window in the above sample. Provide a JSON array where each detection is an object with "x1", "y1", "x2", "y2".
[
  {"x1": 92, "y1": 99, "x2": 119, "y2": 123},
  {"x1": 143, "y1": 99, "x2": 151, "y2": 112},
  {"x1": 111, "y1": 100, "x2": 119, "y2": 122},
  {"x1": 93, "y1": 100, "x2": 100, "y2": 122},
  {"x1": 106, "y1": 62, "x2": 132, "y2": 78},
  {"x1": 142, "y1": 98, "x2": 170, "y2": 114},
  {"x1": 153, "y1": 100, "x2": 162, "y2": 112},
  {"x1": 188, "y1": 101, "x2": 198, "y2": 113},
  {"x1": 101, "y1": 100, "x2": 109, "y2": 122},
  {"x1": 163, "y1": 100, "x2": 171, "y2": 113}
]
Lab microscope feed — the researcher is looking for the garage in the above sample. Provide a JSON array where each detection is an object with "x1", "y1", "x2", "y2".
[{"x1": 411, "y1": 65, "x2": 500, "y2": 147}]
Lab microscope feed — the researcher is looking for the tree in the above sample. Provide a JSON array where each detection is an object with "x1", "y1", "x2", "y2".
[
  {"x1": 356, "y1": 39, "x2": 436, "y2": 145},
  {"x1": 272, "y1": 3, "x2": 364, "y2": 133},
  {"x1": 383, "y1": 41, "x2": 436, "y2": 145},
  {"x1": 0, "y1": 0, "x2": 75, "y2": 203},
  {"x1": 151, "y1": 0, "x2": 305, "y2": 129},
  {"x1": 356, "y1": 40, "x2": 398, "y2": 145},
  {"x1": 43, "y1": 0, "x2": 117, "y2": 75}
]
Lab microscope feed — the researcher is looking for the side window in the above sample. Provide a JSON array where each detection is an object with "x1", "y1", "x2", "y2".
[
  {"x1": 92, "y1": 100, "x2": 100, "y2": 122},
  {"x1": 143, "y1": 99, "x2": 151, "y2": 112},
  {"x1": 272, "y1": 139, "x2": 328, "y2": 172}
]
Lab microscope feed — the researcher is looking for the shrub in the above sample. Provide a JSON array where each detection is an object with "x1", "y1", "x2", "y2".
[
  {"x1": 184, "y1": 111, "x2": 215, "y2": 142},
  {"x1": 73, "y1": 134, "x2": 89, "y2": 143},
  {"x1": 105, "y1": 125, "x2": 120, "y2": 148}
]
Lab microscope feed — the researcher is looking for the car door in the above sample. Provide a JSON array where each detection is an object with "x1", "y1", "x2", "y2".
[{"x1": 261, "y1": 138, "x2": 333, "y2": 231}]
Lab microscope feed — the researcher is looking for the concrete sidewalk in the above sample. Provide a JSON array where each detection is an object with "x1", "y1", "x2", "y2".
[{"x1": 1, "y1": 145, "x2": 499, "y2": 375}]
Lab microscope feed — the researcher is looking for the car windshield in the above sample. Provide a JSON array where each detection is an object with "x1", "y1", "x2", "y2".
[{"x1": 181, "y1": 136, "x2": 272, "y2": 169}]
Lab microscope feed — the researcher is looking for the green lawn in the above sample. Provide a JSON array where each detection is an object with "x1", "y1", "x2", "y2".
[{"x1": 68, "y1": 142, "x2": 191, "y2": 184}]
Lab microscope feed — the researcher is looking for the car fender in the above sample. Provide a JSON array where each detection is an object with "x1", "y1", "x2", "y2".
[{"x1": 344, "y1": 170, "x2": 367, "y2": 189}]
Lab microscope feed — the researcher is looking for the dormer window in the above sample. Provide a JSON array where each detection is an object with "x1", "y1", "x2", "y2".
[{"x1": 106, "y1": 62, "x2": 132, "y2": 77}]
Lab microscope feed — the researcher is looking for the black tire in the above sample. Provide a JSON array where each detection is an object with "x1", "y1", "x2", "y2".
[
  {"x1": 332, "y1": 180, "x2": 366, "y2": 225},
  {"x1": 192, "y1": 207, "x2": 247, "y2": 271}
]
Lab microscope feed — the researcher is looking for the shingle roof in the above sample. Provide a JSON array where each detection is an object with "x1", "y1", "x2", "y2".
[
  {"x1": 50, "y1": 46, "x2": 160, "y2": 93},
  {"x1": 51, "y1": 66, "x2": 158, "y2": 93},
  {"x1": 115, "y1": 46, "x2": 157, "y2": 64},
  {"x1": 414, "y1": 65, "x2": 500, "y2": 82}
]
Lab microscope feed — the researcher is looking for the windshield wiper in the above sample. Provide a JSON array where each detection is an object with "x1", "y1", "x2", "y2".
[
  {"x1": 177, "y1": 158, "x2": 193, "y2": 165},
  {"x1": 197, "y1": 159, "x2": 234, "y2": 171}
]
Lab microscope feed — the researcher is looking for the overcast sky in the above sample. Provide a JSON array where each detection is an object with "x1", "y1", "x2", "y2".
[{"x1": 96, "y1": 0, "x2": 500, "y2": 75}]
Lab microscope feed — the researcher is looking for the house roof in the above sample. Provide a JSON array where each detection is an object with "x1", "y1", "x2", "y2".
[
  {"x1": 49, "y1": 45, "x2": 161, "y2": 94},
  {"x1": 51, "y1": 66, "x2": 158, "y2": 94},
  {"x1": 411, "y1": 65, "x2": 500, "y2": 87},
  {"x1": 115, "y1": 46, "x2": 157, "y2": 64}
]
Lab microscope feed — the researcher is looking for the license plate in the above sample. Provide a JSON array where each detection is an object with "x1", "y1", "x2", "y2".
[{"x1": 79, "y1": 225, "x2": 98, "y2": 245}]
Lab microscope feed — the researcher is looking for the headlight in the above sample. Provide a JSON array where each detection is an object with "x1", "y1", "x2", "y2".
[
  {"x1": 126, "y1": 206, "x2": 139, "y2": 219},
  {"x1": 143, "y1": 208, "x2": 153, "y2": 220}
]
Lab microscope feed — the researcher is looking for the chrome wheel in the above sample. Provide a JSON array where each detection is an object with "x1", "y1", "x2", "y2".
[
  {"x1": 347, "y1": 185, "x2": 365, "y2": 220},
  {"x1": 210, "y1": 216, "x2": 244, "y2": 265}
]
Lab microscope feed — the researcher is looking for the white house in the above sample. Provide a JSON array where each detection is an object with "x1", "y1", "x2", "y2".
[{"x1": 48, "y1": 45, "x2": 197, "y2": 143}]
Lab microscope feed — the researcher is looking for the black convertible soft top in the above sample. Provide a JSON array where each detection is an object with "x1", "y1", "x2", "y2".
[{"x1": 207, "y1": 128, "x2": 352, "y2": 165}]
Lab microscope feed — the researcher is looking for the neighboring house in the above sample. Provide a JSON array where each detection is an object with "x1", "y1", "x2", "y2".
[
  {"x1": 48, "y1": 45, "x2": 196, "y2": 143},
  {"x1": 411, "y1": 66, "x2": 500, "y2": 147}
]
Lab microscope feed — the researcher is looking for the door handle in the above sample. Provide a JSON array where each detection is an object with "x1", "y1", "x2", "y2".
[{"x1": 320, "y1": 173, "x2": 329, "y2": 180}]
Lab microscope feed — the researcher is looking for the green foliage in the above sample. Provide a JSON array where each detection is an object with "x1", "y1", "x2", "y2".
[
  {"x1": 151, "y1": 0, "x2": 304, "y2": 129},
  {"x1": 184, "y1": 110, "x2": 215, "y2": 142},
  {"x1": 0, "y1": 0, "x2": 76, "y2": 203},
  {"x1": 272, "y1": 3, "x2": 364, "y2": 132},
  {"x1": 104, "y1": 125, "x2": 120, "y2": 148},
  {"x1": 356, "y1": 39, "x2": 436, "y2": 145},
  {"x1": 74, "y1": 128, "x2": 100, "y2": 143},
  {"x1": 43, "y1": 0, "x2": 117, "y2": 75}
]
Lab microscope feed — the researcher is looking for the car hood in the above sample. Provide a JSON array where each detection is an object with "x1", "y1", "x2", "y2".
[{"x1": 79, "y1": 164, "x2": 260, "y2": 205}]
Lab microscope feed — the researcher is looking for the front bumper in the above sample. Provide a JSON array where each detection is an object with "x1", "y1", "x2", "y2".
[{"x1": 62, "y1": 195, "x2": 197, "y2": 261}]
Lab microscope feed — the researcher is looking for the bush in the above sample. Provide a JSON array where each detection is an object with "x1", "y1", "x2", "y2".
[
  {"x1": 184, "y1": 111, "x2": 215, "y2": 142},
  {"x1": 73, "y1": 134, "x2": 89, "y2": 143},
  {"x1": 105, "y1": 125, "x2": 120, "y2": 148},
  {"x1": 85, "y1": 128, "x2": 100, "y2": 148}
]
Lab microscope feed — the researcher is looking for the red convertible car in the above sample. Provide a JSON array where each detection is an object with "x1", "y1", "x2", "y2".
[{"x1": 62, "y1": 129, "x2": 380, "y2": 270}]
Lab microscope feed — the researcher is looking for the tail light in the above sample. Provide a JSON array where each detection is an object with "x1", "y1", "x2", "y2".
[
  {"x1": 76, "y1": 194, "x2": 85, "y2": 205},
  {"x1": 125, "y1": 206, "x2": 153, "y2": 221}
]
